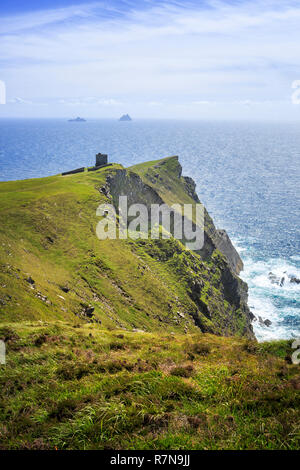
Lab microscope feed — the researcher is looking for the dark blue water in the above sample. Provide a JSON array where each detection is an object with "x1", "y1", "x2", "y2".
[{"x1": 0, "y1": 118, "x2": 299, "y2": 340}]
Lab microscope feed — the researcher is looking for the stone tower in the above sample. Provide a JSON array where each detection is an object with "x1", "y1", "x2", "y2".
[{"x1": 96, "y1": 153, "x2": 108, "y2": 167}]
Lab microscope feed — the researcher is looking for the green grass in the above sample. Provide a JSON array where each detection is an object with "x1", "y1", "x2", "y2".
[
  {"x1": 0, "y1": 163, "x2": 197, "y2": 332},
  {"x1": 0, "y1": 322, "x2": 299, "y2": 450}
]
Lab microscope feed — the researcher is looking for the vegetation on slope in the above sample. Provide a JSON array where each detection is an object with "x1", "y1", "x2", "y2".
[
  {"x1": 0, "y1": 322, "x2": 299, "y2": 450},
  {"x1": 0, "y1": 164, "x2": 196, "y2": 332},
  {"x1": 1, "y1": 157, "x2": 298, "y2": 450}
]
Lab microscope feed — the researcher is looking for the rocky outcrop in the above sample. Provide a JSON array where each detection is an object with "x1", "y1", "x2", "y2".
[
  {"x1": 107, "y1": 170, "x2": 163, "y2": 210},
  {"x1": 183, "y1": 176, "x2": 200, "y2": 202},
  {"x1": 268, "y1": 272, "x2": 285, "y2": 287},
  {"x1": 258, "y1": 316, "x2": 272, "y2": 327},
  {"x1": 268, "y1": 272, "x2": 300, "y2": 287}
]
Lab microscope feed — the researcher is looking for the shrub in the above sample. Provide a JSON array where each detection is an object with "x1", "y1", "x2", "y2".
[
  {"x1": 186, "y1": 342, "x2": 211, "y2": 359},
  {"x1": 242, "y1": 340, "x2": 258, "y2": 354},
  {"x1": 109, "y1": 341, "x2": 126, "y2": 351},
  {"x1": 0, "y1": 327, "x2": 19, "y2": 343},
  {"x1": 170, "y1": 365, "x2": 194, "y2": 378}
]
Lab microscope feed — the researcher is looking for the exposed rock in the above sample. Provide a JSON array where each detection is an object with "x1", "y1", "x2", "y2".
[
  {"x1": 85, "y1": 306, "x2": 95, "y2": 317},
  {"x1": 183, "y1": 176, "x2": 200, "y2": 202},
  {"x1": 268, "y1": 272, "x2": 285, "y2": 287},
  {"x1": 177, "y1": 311, "x2": 185, "y2": 318},
  {"x1": 81, "y1": 305, "x2": 95, "y2": 318},
  {"x1": 258, "y1": 316, "x2": 272, "y2": 327},
  {"x1": 60, "y1": 286, "x2": 70, "y2": 293},
  {"x1": 35, "y1": 291, "x2": 48, "y2": 303},
  {"x1": 268, "y1": 272, "x2": 300, "y2": 286},
  {"x1": 107, "y1": 166, "x2": 243, "y2": 274},
  {"x1": 99, "y1": 184, "x2": 110, "y2": 197},
  {"x1": 215, "y1": 229, "x2": 243, "y2": 274},
  {"x1": 26, "y1": 276, "x2": 35, "y2": 285}
]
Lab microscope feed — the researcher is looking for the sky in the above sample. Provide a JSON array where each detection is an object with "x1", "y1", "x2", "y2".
[{"x1": 1, "y1": 0, "x2": 300, "y2": 119}]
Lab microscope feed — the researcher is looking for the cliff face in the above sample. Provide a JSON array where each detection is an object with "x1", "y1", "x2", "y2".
[
  {"x1": 105, "y1": 156, "x2": 254, "y2": 339},
  {"x1": 215, "y1": 229, "x2": 243, "y2": 274},
  {"x1": 106, "y1": 164, "x2": 240, "y2": 268}
]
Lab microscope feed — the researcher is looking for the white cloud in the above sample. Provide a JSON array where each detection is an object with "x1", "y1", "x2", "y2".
[
  {"x1": 193, "y1": 101, "x2": 216, "y2": 105},
  {"x1": 8, "y1": 97, "x2": 33, "y2": 105},
  {"x1": 0, "y1": 2, "x2": 102, "y2": 34},
  {"x1": 1, "y1": 1, "x2": 300, "y2": 118},
  {"x1": 58, "y1": 96, "x2": 123, "y2": 106}
]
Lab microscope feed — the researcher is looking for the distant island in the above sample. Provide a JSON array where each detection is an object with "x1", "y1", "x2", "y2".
[
  {"x1": 119, "y1": 114, "x2": 132, "y2": 121},
  {"x1": 68, "y1": 117, "x2": 86, "y2": 122}
]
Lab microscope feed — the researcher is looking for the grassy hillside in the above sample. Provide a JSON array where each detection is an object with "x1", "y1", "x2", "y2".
[
  {"x1": 0, "y1": 163, "x2": 198, "y2": 332},
  {"x1": 0, "y1": 322, "x2": 299, "y2": 450},
  {"x1": 0, "y1": 157, "x2": 252, "y2": 336}
]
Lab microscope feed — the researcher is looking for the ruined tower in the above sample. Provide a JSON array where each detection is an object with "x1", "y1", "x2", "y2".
[{"x1": 96, "y1": 153, "x2": 108, "y2": 167}]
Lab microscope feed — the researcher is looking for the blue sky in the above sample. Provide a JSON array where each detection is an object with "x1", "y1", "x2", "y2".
[
  {"x1": 1, "y1": 0, "x2": 300, "y2": 119},
  {"x1": 0, "y1": 0, "x2": 92, "y2": 14}
]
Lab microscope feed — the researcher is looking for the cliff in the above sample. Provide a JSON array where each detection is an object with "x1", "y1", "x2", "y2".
[{"x1": 105, "y1": 156, "x2": 254, "y2": 338}]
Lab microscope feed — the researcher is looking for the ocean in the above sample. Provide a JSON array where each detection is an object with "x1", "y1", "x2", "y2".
[{"x1": 0, "y1": 118, "x2": 299, "y2": 341}]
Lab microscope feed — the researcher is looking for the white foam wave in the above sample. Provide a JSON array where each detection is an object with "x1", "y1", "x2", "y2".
[{"x1": 234, "y1": 241, "x2": 300, "y2": 341}]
